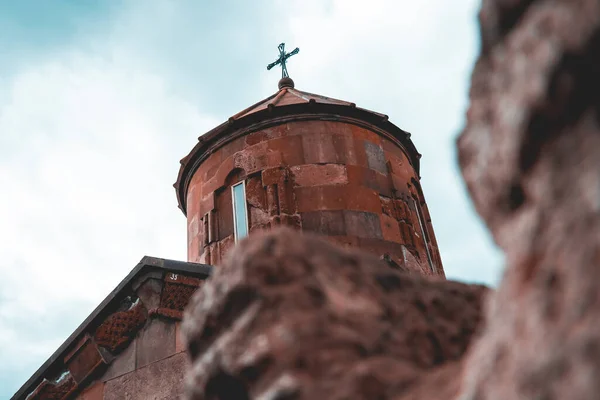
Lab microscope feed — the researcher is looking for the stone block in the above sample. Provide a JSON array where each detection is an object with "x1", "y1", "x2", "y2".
[
  {"x1": 380, "y1": 213, "x2": 402, "y2": 243},
  {"x1": 245, "y1": 124, "x2": 289, "y2": 146},
  {"x1": 385, "y1": 151, "x2": 406, "y2": 175},
  {"x1": 343, "y1": 210, "x2": 383, "y2": 239},
  {"x1": 175, "y1": 322, "x2": 186, "y2": 353},
  {"x1": 198, "y1": 250, "x2": 208, "y2": 265},
  {"x1": 101, "y1": 339, "x2": 136, "y2": 382},
  {"x1": 134, "y1": 278, "x2": 163, "y2": 311},
  {"x1": 188, "y1": 214, "x2": 199, "y2": 240},
  {"x1": 301, "y1": 132, "x2": 337, "y2": 164},
  {"x1": 195, "y1": 149, "x2": 222, "y2": 182},
  {"x1": 277, "y1": 214, "x2": 302, "y2": 229},
  {"x1": 136, "y1": 318, "x2": 176, "y2": 368},
  {"x1": 232, "y1": 142, "x2": 270, "y2": 174},
  {"x1": 261, "y1": 166, "x2": 286, "y2": 186},
  {"x1": 186, "y1": 187, "x2": 200, "y2": 217},
  {"x1": 215, "y1": 187, "x2": 234, "y2": 240},
  {"x1": 344, "y1": 186, "x2": 382, "y2": 214},
  {"x1": 249, "y1": 205, "x2": 269, "y2": 226},
  {"x1": 394, "y1": 199, "x2": 411, "y2": 221},
  {"x1": 268, "y1": 135, "x2": 305, "y2": 165},
  {"x1": 220, "y1": 136, "x2": 245, "y2": 159},
  {"x1": 104, "y1": 353, "x2": 188, "y2": 400},
  {"x1": 28, "y1": 374, "x2": 76, "y2": 400},
  {"x1": 398, "y1": 221, "x2": 415, "y2": 247},
  {"x1": 245, "y1": 175, "x2": 266, "y2": 209},
  {"x1": 346, "y1": 164, "x2": 392, "y2": 197},
  {"x1": 197, "y1": 192, "x2": 216, "y2": 217},
  {"x1": 364, "y1": 141, "x2": 388, "y2": 174},
  {"x1": 351, "y1": 124, "x2": 382, "y2": 144},
  {"x1": 188, "y1": 235, "x2": 200, "y2": 263},
  {"x1": 295, "y1": 185, "x2": 381, "y2": 214},
  {"x1": 79, "y1": 381, "x2": 104, "y2": 400},
  {"x1": 65, "y1": 335, "x2": 106, "y2": 384},
  {"x1": 332, "y1": 133, "x2": 358, "y2": 165},
  {"x1": 325, "y1": 235, "x2": 360, "y2": 249},
  {"x1": 353, "y1": 138, "x2": 369, "y2": 168},
  {"x1": 284, "y1": 119, "x2": 328, "y2": 136},
  {"x1": 400, "y1": 244, "x2": 424, "y2": 274},
  {"x1": 291, "y1": 164, "x2": 348, "y2": 187},
  {"x1": 391, "y1": 173, "x2": 411, "y2": 196},
  {"x1": 199, "y1": 174, "x2": 220, "y2": 199},
  {"x1": 323, "y1": 120, "x2": 353, "y2": 136},
  {"x1": 380, "y1": 195, "x2": 395, "y2": 217},
  {"x1": 381, "y1": 137, "x2": 407, "y2": 161},
  {"x1": 301, "y1": 210, "x2": 346, "y2": 236},
  {"x1": 295, "y1": 186, "x2": 345, "y2": 212},
  {"x1": 218, "y1": 235, "x2": 235, "y2": 260}
]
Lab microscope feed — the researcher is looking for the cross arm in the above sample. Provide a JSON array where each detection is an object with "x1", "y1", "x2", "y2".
[
  {"x1": 267, "y1": 59, "x2": 281, "y2": 70},
  {"x1": 283, "y1": 47, "x2": 300, "y2": 60}
]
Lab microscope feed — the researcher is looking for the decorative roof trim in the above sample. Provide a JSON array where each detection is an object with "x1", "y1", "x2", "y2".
[{"x1": 12, "y1": 257, "x2": 212, "y2": 400}]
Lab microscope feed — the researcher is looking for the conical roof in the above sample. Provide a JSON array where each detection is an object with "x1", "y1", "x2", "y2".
[
  {"x1": 229, "y1": 78, "x2": 387, "y2": 121},
  {"x1": 174, "y1": 78, "x2": 421, "y2": 214}
]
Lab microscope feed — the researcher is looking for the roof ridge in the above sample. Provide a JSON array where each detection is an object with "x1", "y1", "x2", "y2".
[
  {"x1": 291, "y1": 88, "x2": 349, "y2": 104},
  {"x1": 268, "y1": 88, "x2": 288, "y2": 107},
  {"x1": 287, "y1": 88, "x2": 311, "y2": 102},
  {"x1": 230, "y1": 91, "x2": 279, "y2": 120}
]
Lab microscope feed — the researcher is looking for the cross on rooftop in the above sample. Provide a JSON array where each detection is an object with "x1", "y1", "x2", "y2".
[{"x1": 267, "y1": 43, "x2": 299, "y2": 79}]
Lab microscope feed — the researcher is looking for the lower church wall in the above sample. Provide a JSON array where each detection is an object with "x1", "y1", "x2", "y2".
[{"x1": 78, "y1": 319, "x2": 188, "y2": 400}]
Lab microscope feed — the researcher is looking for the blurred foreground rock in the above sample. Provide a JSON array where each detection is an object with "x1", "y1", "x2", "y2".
[
  {"x1": 458, "y1": 0, "x2": 600, "y2": 399},
  {"x1": 182, "y1": 229, "x2": 488, "y2": 400}
]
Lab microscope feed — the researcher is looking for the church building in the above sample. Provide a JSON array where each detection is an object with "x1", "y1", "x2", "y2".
[{"x1": 12, "y1": 44, "x2": 444, "y2": 400}]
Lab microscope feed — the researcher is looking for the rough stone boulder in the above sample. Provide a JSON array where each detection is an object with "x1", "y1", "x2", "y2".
[
  {"x1": 181, "y1": 228, "x2": 488, "y2": 400},
  {"x1": 457, "y1": 0, "x2": 600, "y2": 398}
]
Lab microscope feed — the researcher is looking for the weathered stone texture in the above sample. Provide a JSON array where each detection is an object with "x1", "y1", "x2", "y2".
[
  {"x1": 135, "y1": 318, "x2": 176, "y2": 368},
  {"x1": 185, "y1": 119, "x2": 444, "y2": 276},
  {"x1": 77, "y1": 382, "x2": 104, "y2": 400},
  {"x1": 100, "y1": 339, "x2": 136, "y2": 382},
  {"x1": 104, "y1": 352, "x2": 188, "y2": 400},
  {"x1": 457, "y1": 0, "x2": 600, "y2": 399},
  {"x1": 182, "y1": 228, "x2": 488, "y2": 400}
]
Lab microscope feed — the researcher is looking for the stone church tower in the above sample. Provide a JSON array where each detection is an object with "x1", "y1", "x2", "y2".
[
  {"x1": 12, "y1": 72, "x2": 447, "y2": 400},
  {"x1": 174, "y1": 76, "x2": 444, "y2": 276}
]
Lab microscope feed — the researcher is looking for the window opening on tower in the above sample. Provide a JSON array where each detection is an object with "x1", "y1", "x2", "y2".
[{"x1": 232, "y1": 181, "x2": 249, "y2": 242}]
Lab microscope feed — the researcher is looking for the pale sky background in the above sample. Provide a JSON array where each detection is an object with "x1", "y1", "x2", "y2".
[{"x1": 0, "y1": 0, "x2": 504, "y2": 397}]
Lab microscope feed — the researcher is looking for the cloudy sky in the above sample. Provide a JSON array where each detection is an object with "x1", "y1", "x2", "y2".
[{"x1": 0, "y1": 0, "x2": 504, "y2": 397}]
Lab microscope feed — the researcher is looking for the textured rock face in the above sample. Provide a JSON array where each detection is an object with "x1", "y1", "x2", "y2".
[
  {"x1": 181, "y1": 228, "x2": 487, "y2": 400},
  {"x1": 458, "y1": 0, "x2": 600, "y2": 399}
]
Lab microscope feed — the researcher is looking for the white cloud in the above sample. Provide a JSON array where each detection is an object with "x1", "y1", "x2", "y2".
[{"x1": 0, "y1": 49, "x2": 218, "y2": 396}]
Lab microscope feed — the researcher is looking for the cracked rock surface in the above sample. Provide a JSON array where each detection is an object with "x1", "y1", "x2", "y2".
[
  {"x1": 182, "y1": 228, "x2": 488, "y2": 400},
  {"x1": 458, "y1": 0, "x2": 600, "y2": 399}
]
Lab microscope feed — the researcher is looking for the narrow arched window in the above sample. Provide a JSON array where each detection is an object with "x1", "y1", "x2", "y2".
[{"x1": 232, "y1": 181, "x2": 249, "y2": 242}]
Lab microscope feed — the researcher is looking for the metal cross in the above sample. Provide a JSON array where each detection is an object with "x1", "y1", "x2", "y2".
[{"x1": 267, "y1": 43, "x2": 299, "y2": 79}]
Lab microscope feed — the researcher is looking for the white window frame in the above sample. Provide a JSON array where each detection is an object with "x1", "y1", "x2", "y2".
[
  {"x1": 411, "y1": 196, "x2": 436, "y2": 273},
  {"x1": 231, "y1": 181, "x2": 249, "y2": 242}
]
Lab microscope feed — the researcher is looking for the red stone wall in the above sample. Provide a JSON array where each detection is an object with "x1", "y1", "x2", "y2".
[
  {"x1": 75, "y1": 320, "x2": 188, "y2": 400},
  {"x1": 186, "y1": 120, "x2": 444, "y2": 276},
  {"x1": 66, "y1": 273, "x2": 201, "y2": 400},
  {"x1": 20, "y1": 269, "x2": 202, "y2": 400}
]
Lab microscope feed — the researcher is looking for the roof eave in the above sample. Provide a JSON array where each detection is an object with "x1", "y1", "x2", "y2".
[{"x1": 11, "y1": 257, "x2": 212, "y2": 400}]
